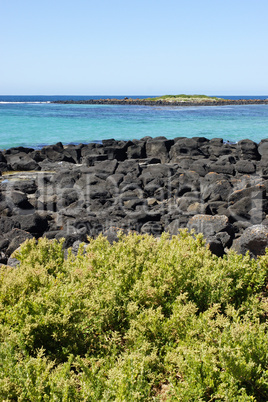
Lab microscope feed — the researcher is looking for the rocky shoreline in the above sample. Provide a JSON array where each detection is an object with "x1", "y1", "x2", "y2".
[
  {"x1": 53, "y1": 98, "x2": 268, "y2": 107},
  {"x1": 1, "y1": 136, "x2": 268, "y2": 266}
]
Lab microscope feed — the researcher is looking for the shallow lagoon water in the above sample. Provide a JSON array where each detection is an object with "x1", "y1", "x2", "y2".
[{"x1": 0, "y1": 96, "x2": 268, "y2": 149}]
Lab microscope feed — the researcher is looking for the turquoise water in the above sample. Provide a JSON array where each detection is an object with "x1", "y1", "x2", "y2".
[{"x1": 0, "y1": 96, "x2": 268, "y2": 149}]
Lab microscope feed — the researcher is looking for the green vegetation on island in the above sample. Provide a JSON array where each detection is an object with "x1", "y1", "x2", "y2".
[
  {"x1": 1, "y1": 231, "x2": 268, "y2": 400},
  {"x1": 144, "y1": 94, "x2": 222, "y2": 102}
]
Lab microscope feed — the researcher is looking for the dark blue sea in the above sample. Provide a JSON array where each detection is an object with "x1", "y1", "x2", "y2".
[{"x1": 0, "y1": 95, "x2": 267, "y2": 149}]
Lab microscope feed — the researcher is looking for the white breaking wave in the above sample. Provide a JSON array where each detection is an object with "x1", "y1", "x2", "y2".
[{"x1": 0, "y1": 101, "x2": 51, "y2": 104}]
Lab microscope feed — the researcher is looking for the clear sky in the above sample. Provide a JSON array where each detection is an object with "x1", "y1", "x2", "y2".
[{"x1": 1, "y1": 0, "x2": 268, "y2": 96}]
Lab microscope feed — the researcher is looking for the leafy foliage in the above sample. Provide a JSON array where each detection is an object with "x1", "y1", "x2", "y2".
[
  {"x1": 0, "y1": 231, "x2": 268, "y2": 400},
  {"x1": 144, "y1": 94, "x2": 222, "y2": 101}
]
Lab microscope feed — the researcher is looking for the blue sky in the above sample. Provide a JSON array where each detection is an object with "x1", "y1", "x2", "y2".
[{"x1": 1, "y1": 0, "x2": 268, "y2": 95}]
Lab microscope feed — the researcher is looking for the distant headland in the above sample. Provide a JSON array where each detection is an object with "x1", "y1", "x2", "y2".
[{"x1": 53, "y1": 94, "x2": 268, "y2": 106}]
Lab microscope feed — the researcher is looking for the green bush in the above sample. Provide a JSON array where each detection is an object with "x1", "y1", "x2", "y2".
[
  {"x1": 0, "y1": 231, "x2": 268, "y2": 400},
  {"x1": 145, "y1": 94, "x2": 221, "y2": 101}
]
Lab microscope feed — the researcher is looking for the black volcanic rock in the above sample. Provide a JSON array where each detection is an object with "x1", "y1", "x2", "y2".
[
  {"x1": 0, "y1": 152, "x2": 7, "y2": 163},
  {"x1": 258, "y1": 139, "x2": 268, "y2": 160},
  {"x1": 116, "y1": 159, "x2": 141, "y2": 175},
  {"x1": 232, "y1": 224, "x2": 268, "y2": 257},
  {"x1": 0, "y1": 216, "x2": 20, "y2": 234},
  {"x1": 235, "y1": 160, "x2": 256, "y2": 174},
  {"x1": 140, "y1": 221, "x2": 163, "y2": 236},
  {"x1": 237, "y1": 139, "x2": 260, "y2": 160},
  {"x1": 3, "y1": 146, "x2": 34, "y2": 155},
  {"x1": 187, "y1": 214, "x2": 232, "y2": 237},
  {"x1": 40, "y1": 142, "x2": 76, "y2": 163},
  {"x1": 8, "y1": 190, "x2": 33, "y2": 209},
  {"x1": 5, "y1": 228, "x2": 34, "y2": 256},
  {"x1": 5, "y1": 153, "x2": 40, "y2": 171},
  {"x1": 9, "y1": 179, "x2": 37, "y2": 194},
  {"x1": 1, "y1": 136, "x2": 268, "y2": 260},
  {"x1": 127, "y1": 141, "x2": 146, "y2": 159},
  {"x1": 228, "y1": 185, "x2": 265, "y2": 205},
  {"x1": 52, "y1": 98, "x2": 268, "y2": 107},
  {"x1": 146, "y1": 138, "x2": 173, "y2": 163},
  {"x1": 94, "y1": 159, "x2": 118, "y2": 177},
  {"x1": 201, "y1": 175, "x2": 232, "y2": 202},
  {"x1": 228, "y1": 196, "x2": 253, "y2": 222},
  {"x1": 63, "y1": 144, "x2": 82, "y2": 164},
  {"x1": 170, "y1": 138, "x2": 206, "y2": 159},
  {"x1": 102, "y1": 140, "x2": 133, "y2": 161},
  {"x1": 209, "y1": 164, "x2": 235, "y2": 176},
  {"x1": 187, "y1": 214, "x2": 234, "y2": 256},
  {"x1": 13, "y1": 213, "x2": 48, "y2": 235}
]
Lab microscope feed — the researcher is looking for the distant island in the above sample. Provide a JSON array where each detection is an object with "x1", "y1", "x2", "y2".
[
  {"x1": 143, "y1": 94, "x2": 221, "y2": 102},
  {"x1": 53, "y1": 94, "x2": 268, "y2": 106}
]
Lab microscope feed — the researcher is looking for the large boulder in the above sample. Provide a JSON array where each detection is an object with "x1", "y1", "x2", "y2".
[
  {"x1": 170, "y1": 138, "x2": 206, "y2": 160},
  {"x1": 7, "y1": 190, "x2": 33, "y2": 209},
  {"x1": 0, "y1": 151, "x2": 7, "y2": 163},
  {"x1": 228, "y1": 197, "x2": 254, "y2": 222},
  {"x1": 201, "y1": 176, "x2": 233, "y2": 202},
  {"x1": 0, "y1": 152, "x2": 8, "y2": 172},
  {"x1": 5, "y1": 153, "x2": 40, "y2": 171},
  {"x1": 235, "y1": 160, "x2": 256, "y2": 174},
  {"x1": 145, "y1": 138, "x2": 173, "y2": 163},
  {"x1": 62, "y1": 144, "x2": 83, "y2": 164},
  {"x1": 237, "y1": 139, "x2": 260, "y2": 160},
  {"x1": 127, "y1": 141, "x2": 146, "y2": 159},
  {"x1": 93, "y1": 159, "x2": 118, "y2": 177},
  {"x1": 228, "y1": 184, "x2": 265, "y2": 205},
  {"x1": 4, "y1": 228, "x2": 34, "y2": 256},
  {"x1": 190, "y1": 160, "x2": 209, "y2": 177},
  {"x1": 175, "y1": 171, "x2": 201, "y2": 195},
  {"x1": 3, "y1": 146, "x2": 34, "y2": 155},
  {"x1": 208, "y1": 140, "x2": 238, "y2": 159},
  {"x1": 13, "y1": 213, "x2": 48, "y2": 236},
  {"x1": 84, "y1": 154, "x2": 108, "y2": 166},
  {"x1": 58, "y1": 189, "x2": 80, "y2": 209},
  {"x1": 0, "y1": 216, "x2": 20, "y2": 234},
  {"x1": 40, "y1": 142, "x2": 76, "y2": 163},
  {"x1": 165, "y1": 216, "x2": 190, "y2": 234},
  {"x1": 8, "y1": 179, "x2": 37, "y2": 194},
  {"x1": 232, "y1": 224, "x2": 268, "y2": 257},
  {"x1": 258, "y1": 139, "x2": 268, "y2": 160},
  {"x1": 187, "y1": 214, "x2": 231, "y2": 237},
  {"x1": 208, "y1": 163, "x2": 235, "y2": 176},
  {"x1": 187, "y1": 214, "x2": 234, "y2": 256},
  {"x1": 102, "y1": 140, "x2": 132, "y2": 161},
  {"x1": 116, "y1": 159, "x2": 141, "y2": 175}
]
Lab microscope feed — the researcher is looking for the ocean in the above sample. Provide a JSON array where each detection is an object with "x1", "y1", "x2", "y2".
[{"x1": 0, "y1": 95, "x2": 268, "y2": 150}]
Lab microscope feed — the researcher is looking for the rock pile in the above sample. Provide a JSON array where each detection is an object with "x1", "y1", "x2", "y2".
[
  {"x1": 1, "y1": 136, "x2": 268, "y2": 265},
  {"x1": 53, "y1": 98, "x2": 268, "y2": 106}
]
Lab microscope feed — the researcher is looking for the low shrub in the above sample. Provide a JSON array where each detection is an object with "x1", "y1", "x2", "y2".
[
  {"x1": 145, "y1": 95, "x2": 221, "y2": 101},
  {"x1": 0, "y1": 230, "x2": 267, "y2": 400}
]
